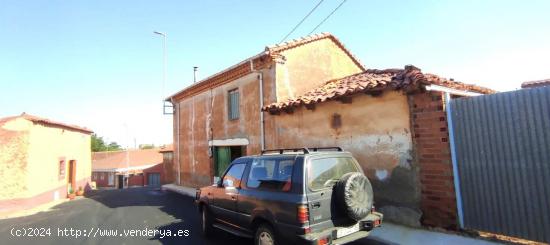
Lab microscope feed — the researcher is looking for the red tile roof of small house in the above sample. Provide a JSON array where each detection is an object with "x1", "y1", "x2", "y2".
[
  {"x1": 92, "y1": 149, "x2": 163, "y2": 171},
  {"x1": 0, "y1": 113, "x2": 93, "y2": 134},
  {"x1": 166, "y1": 33, "x2": 364, "y2": 102},
  {"x1": 263, "y1": 65, "x2": 496, "y2": 113},
  {"x1": 521, "y1": 79, "x2": 550, "y2": 89}
]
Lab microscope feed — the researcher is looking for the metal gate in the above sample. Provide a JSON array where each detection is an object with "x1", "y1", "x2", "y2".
[
  {"x1": 448, "y1": 86, "x2": 550, "y2": 243},
  {"x1": 147, "y1": 173, "x2": 161, "y2": 186}
]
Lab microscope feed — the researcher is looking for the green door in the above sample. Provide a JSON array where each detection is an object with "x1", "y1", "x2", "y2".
[{"x1": 214, "y1": 146, "x2": 232, "y2": 177}]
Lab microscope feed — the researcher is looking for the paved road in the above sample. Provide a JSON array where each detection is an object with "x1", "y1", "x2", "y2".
[{"x1": 0, "y1": 187, "x2": 386, "y2": 245}]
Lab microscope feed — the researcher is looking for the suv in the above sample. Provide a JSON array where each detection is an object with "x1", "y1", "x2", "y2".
[{"x1": 196, "y1": 147, "x2": 383, "y2": 245}]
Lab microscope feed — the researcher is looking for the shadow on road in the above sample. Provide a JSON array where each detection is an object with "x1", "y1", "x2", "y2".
[{"x1": 85, "y1": 187, "x2": 248, "y2": 245}]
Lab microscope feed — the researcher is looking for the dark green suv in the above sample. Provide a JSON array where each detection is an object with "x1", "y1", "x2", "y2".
[{"x1": 196, "y1": 147, "x2": 383, "y2": 245}]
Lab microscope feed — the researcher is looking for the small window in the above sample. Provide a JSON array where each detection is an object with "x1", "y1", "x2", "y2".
[
  {"x1": 59, "y1": 160, "x2": 66, "y2": 180},
  {"x1": 247, "y1": 158, "x2": 294, "y2": 192},
  {"x1": 100, "y1": 173, "x2": 105, "y2": 180},
  {"x1": 228, "y1": 89, "x2": 240, "y2": 120},
  {"x1": 222, "y1": 163, "x2": 246, "y2": 188},
  {"x1": 92, "y1": 173, "x2": 97, "y2": 180}
]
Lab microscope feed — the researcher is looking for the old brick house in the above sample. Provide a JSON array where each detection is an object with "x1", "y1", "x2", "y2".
[
  {"x1": 92, "y1": 149, "x2": 164, "y2": 188},
  {"x1": 166, "y1": 33, "x2": 364, "y2": 187},
  {"x1": 0, "y1": 113, "x2": 93, "y2": 215},
  {"x1": 165, "y1": 33, "x2": 494, "y2": 228}
]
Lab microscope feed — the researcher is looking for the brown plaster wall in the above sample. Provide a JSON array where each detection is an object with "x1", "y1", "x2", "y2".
[
  {"x1": 275, "y1": 38, "x2": 363, "y2": 102},
  {"x1": 0, "y1": 119, "x2": 30, "y2": 200},
  {"x1": 266, "y1": 91, "x2": 421, "y2": 218}
]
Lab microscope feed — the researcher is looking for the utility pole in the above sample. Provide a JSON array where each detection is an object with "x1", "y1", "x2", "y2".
[{"x1": 153, "y1": 31, "x2": 167, "y2": 100}]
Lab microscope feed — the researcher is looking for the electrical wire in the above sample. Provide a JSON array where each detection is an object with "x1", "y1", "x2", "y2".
[
  {"x1": 308, "y1": 0, "x2": 348, "y2": 35},
  {"x1": 279, "y1": 0, "x2": 325, "y2": 43}
]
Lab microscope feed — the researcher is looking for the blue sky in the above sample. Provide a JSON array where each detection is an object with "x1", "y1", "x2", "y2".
[{"x1": 1, "y1": 0, "x2": 549, "y2": 146}]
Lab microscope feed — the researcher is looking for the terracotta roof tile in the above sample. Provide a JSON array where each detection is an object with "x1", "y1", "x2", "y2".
[
  {"x1": 167, "y1": 33, "x2": 364, "y2": 101},
  {"x1": 521, "y1": 79, "x2": 550, "y2": 89},
  {"x1": 263, "y1": 65, "x2": 496, "y2": 112},
  {"x1": 265, "y1": 32, "x2": 364, "y2": 70},
  {"x1": 0, "y1": 113, "x2": 93, "y2": 134}
]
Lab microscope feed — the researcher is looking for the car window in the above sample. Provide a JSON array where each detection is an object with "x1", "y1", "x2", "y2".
[
  {"x1": 307, "y1": 157, "x2": 359, "y2": 191},
  {"x1": 222, "y1": 163, "x2": 246, "y2": 188},
  {"x1": 247, "y1": 158, "x2": 294, "y2": 191}
]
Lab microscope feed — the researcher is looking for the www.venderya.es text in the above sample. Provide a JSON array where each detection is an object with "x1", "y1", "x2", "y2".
[{"x1": 10, "y1": 227, "x2": 190, "y2": 239}]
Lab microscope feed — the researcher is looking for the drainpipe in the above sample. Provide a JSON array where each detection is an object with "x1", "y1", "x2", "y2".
[
  {"x1": 172, "y1": 98, "x2": 181, "y2": 185},
  {"x1": 445, "y1": 92, "x2": 464, "y2": 229},
  {"x1": 250, "y1": 60, "x2": 265, "y2": 151}
]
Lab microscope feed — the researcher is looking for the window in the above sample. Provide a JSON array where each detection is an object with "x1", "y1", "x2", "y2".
[
  {"x1": 228, "y1": 89, "x2": 239, "y2": 120},
  {"x1": 100, "y1": 173, "x2": 105, "y2": 180},
  {"x1": 247, "y1": 158, "x2": 295, "y2": 191},
  {"x1": 59, "y1": 160, "x2": 66, "y2": 180},
  {"x1": 92, "y1": 173, "x2": 98, "y2": 180},
  {"x1": 222, "y1": 163, "x2": 246, "y2": 188},
  {"x1": 307, "y1": 157, "x2": 360, "y2": 191}
]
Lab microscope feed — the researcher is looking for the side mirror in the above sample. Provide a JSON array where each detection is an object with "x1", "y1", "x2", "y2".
[
  {"x1": 223, "y1": 179, "x2": 234, "y2": 188},
  {"x1": 212, "y1": 176, "x2": 221, "y2": 186}
]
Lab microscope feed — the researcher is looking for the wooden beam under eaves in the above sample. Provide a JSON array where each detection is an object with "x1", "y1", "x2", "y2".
[
  {"x1": 365, "y1": 90, "x2": 383, "y2": 97},
  {"x1": 305, "y1": 103, "x2": 316, "y2": 111},
  {"x1": 337, "y1": 96, "x2": 353, "y2": 104}
]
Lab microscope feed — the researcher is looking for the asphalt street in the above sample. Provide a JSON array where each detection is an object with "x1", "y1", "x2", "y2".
[{"x1": 0, "y1": 187, "x2": 386, "y2": 245}]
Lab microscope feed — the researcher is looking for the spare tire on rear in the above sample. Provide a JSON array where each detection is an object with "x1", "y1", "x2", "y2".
[{"x1": 334, "y1": 172, "x2": 373, "y2": 221}]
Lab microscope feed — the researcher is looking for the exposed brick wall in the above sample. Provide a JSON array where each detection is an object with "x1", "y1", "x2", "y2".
[
  {"x1": 128, "y1": 174, "x2": 144, "y2": 187},
  {"x1": 92, "y1": 171, "x2": 114, "y2": 188},
  {"x1": 410, "y1": 91, "x2": 458, "y2": 229}
]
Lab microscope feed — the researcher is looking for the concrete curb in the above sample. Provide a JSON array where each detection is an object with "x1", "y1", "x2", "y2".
[{"x1": 368, "y1": 223, "x2": 503, "y2": 245}]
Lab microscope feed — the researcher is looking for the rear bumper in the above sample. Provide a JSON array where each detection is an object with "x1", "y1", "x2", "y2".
[{"x1": 297, "y1": 212, "x2": 383, "y2": 245}]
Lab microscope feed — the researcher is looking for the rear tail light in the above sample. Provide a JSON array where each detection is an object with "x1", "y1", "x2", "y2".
[
  {"x1": 297, "y1": 204, "x2": 309, "y2": 223},
  {"x1": 374, "y1": 219, "x2": 382, "y2": 227},
  {"x1": 317, "y1": 237, "x2": 329, "y2": 245}
]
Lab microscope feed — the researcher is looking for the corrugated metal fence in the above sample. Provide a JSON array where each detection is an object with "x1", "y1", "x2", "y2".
[{"x1": 449, "y1": 86, "x2": 550, "y2": 243}]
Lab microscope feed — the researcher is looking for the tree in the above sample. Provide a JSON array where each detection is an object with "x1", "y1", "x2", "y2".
[
  {"x1": 139, "y1": 144, "x2": 155, "y2": 149},
  {"x1": 91, "y1": 133, "x2": 122, "y2": 152}
]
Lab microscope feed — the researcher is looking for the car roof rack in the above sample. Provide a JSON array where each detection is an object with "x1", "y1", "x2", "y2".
[
  {"x1": 261, "y1": 148, "x2": 310, "y2": 155},
  {"x1": 309, "y1": 147, "x2": 343, "y2": 152},
  {"x1": 260, "y1": 147, "x2": 343, "y2": 155}
]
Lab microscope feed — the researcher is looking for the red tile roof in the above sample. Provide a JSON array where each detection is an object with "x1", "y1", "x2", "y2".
[
  {"x1": 0, "y1": 113, "x2": 93, "y2": 134},
  {"x1": 521, "y1": 79, "x2": 550, "y2": 89},
  {"x1": 167, "y1": 33, "x2": 364, "y2": 102},
  {"x1": 92, "y1": 149, "x2": 163, "y2": 171},
  {"x1": 263, "y1": 65, "x2": 496, "y2": 112},
  {"x1": 266, "y1": 32, "x2": 364, "y2": 70}
]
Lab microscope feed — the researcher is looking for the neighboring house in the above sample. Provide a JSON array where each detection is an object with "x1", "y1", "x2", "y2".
[
  {"x1": 521, "y1": 79, "x2": 550, "y2": 89},
  {"x1": 92, "y1": 149, "x2": 164, "y2": 188},
  {"x1": 0, "y1": 113, "x2": 93, "y2": 214},
  {"x1": 165, "y1": 33, "x2": 495, "y2": 228},
  {"x1": 159, "y1": 144, "x2": 175, "y2": 184}
]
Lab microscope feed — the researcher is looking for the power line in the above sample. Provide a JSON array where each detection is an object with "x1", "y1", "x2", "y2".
[
  {"x1": 308, "y1": 0, "x2": 348, "y2": 35},
  {"x1": 279, "y1": 0, "x2": 325, "y2": 43}
]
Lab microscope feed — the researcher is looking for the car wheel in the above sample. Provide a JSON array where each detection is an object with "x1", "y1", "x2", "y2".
[
  {"x1": 334, "y1": 172, "x2": 373, "y2": 222},
  {"x1": 201, "y1": 206, "x2": 213, "y2": 237},
  {"x1": 254, "y1": 224, "x2": 276, "y2": 245}
]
